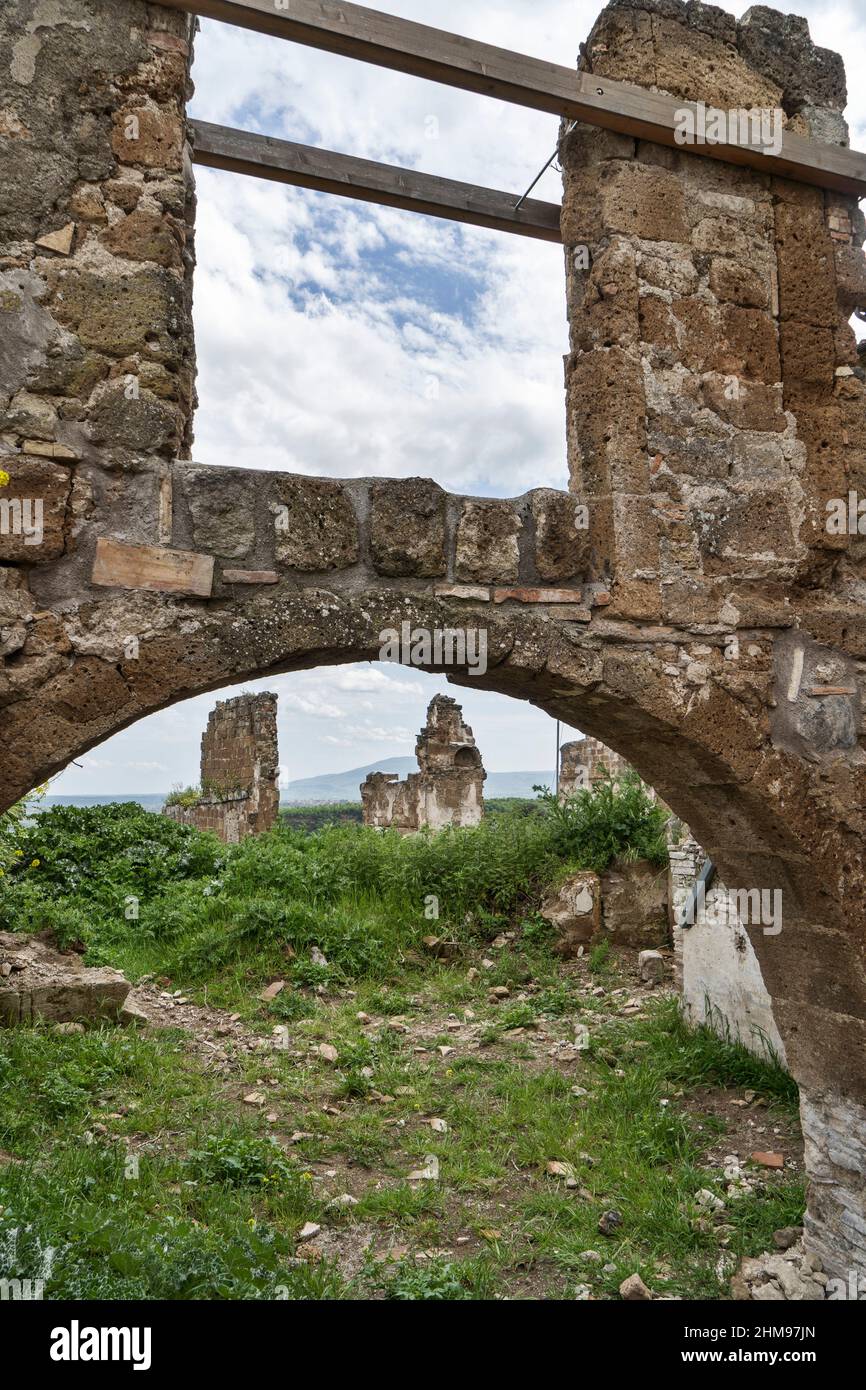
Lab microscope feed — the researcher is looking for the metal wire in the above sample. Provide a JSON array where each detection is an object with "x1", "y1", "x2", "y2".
[{"x1": 515, "y1": 120, "x2": 578, "y2": 210}]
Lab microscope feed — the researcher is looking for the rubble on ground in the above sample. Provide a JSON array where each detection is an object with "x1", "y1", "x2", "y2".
[{"x1": 0, "y1": 931, "x2": 130, "y2": 1025}]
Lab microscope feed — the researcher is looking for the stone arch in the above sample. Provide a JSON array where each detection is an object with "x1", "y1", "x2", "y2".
[
  {"x1": 453, "y1": 745, "x2": 481, "y2": 770},
  {"x1": 2, "y1": 0, "x2": 866, "y2": 1280}
]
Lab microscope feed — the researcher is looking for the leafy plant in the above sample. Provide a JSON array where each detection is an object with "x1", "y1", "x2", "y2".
[
  {"x1": 187, "y1": 1131, "x2": 300, "y2": 1190},
  {"x1": 164, "y1": 785, "x2": 202, "y2": 809},
  {"x1": 375, "y1": 1257, "x2": 474, "y2": 1300},
  {"x1": 535, "y1": 772, "x2": 670, "y2": 874}
]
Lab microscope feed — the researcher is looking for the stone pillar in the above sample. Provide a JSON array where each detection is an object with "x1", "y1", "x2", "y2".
[
  {"x1": 1, "y1": 0, "x2": 197, "y2": 727},
  {"x1": 562, "y1": 0, "x2": 866, "y2": 1281},
  {"x1": 164, "y1": 692, "x2": 280, "y2": 842}
]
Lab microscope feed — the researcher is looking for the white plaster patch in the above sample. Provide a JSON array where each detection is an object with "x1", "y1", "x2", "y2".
[{"x1": 11, "y1": 1, "x2": 90, "y2": 86}]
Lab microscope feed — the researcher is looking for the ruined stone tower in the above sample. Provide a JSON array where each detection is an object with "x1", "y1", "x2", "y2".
[
  {"x1": 361, "y1": 694, "x2": 485, "y2": 832},
  {"x1": 163, "y1": 691, "x2": 279, "y2": 842}
]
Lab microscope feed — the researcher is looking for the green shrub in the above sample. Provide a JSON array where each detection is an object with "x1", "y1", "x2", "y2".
[
  {"x1": 377, "y1": 1257, "x2": 474, "y2": 1300},
  {"x1": 0, "y1": 782, "x2": 668, "y2": 994},
  {"x1": 0, "y1": 802, "x2": 221, "y2": 926},
  {"x1": 186, "y1": 1131, "x2": 300, "y2": 1190},
  {"x1": 163, "y1": 785, "x2": 202, "y2": 809},
  {"x1": 536, "y1": 772, "x2": 670, "y2": 874}
]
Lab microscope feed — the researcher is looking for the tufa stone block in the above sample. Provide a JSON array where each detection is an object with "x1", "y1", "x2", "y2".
[
  {"x1": 271, "y1": 476, "x2": 359, "y2": 571},
  {"x1": 370, "y1": 478, "x2": 447, "y2": 577},
  {"x1": 455, "y1": 499, "x2": 521, "y2": 583}
]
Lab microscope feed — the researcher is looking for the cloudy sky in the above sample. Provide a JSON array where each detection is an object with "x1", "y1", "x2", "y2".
[{"x1": 52, "y1": 0, "x2": 866, "y2": 796}]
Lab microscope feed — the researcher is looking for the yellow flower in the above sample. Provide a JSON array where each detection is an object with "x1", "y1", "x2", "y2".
[
  {"x1": 30, "y1": 858, "x2": 40, "y2": 867},
  {"x1": 0, "y1": 469, "x2": 9, "y2": 488}
]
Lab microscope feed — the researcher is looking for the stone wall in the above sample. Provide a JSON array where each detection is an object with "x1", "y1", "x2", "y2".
[
  {"x1": 4, "y1": 0, "x2": 866, "y2": 1280},
  {"x1": 560, "y1": 735, "x2": 629, "y2": 795},
  {"x1": 0, "y1": 0, "x2": 197, "y2": 558},
  {"x1": 164, "y1": 692, "x2": 279, "y2": 843},
  {"x1": 563, "y1": 1, "x2": 859, "y2": 621},
  {"x1": 361, "y1": 694, "x2": 485, "y2": 832},
  {"x1": 561, "y1": 0, "x2": 866, "y2": 1279}
]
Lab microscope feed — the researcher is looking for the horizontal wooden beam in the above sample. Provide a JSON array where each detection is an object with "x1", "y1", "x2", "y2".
[
  {"x1": 163, "y1": 0, "x2": 866, "y2": 196},
  {"x1": 192, "y1": 121, "x2": 563, "y2": 241}
]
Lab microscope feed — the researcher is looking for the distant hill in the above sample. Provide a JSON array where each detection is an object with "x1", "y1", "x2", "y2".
[
  {"x1": 40, "y1": 763, "x2": 558, "y2": 811},
  {"x1": 282, "y1": 757, "x2": 556, "y2": 805}
]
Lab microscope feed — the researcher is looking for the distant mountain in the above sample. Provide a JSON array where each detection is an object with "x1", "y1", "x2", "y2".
[
  {"x1": 40, "y1": 763, "x2": 558, "y2": 812},
  {"x1": 282, "y1": 757, "x2": 555, "y2": 804}
]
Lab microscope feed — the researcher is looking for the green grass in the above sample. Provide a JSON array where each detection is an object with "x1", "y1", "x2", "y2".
[
  {"x1": 0, "y1": 1023, "x2": 335, "y2": 1300},
  {"x1": 0, "y1": 794, "x2": 804, "y2": 1302}
]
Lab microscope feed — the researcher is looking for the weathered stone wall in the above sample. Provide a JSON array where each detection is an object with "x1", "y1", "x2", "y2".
[
  {"x1": 561, "y1": 0, "x2": 866, "y2": 1280},
  {"x1": 1, "y1": 0, "x2": 197, "y2": 744},
  {"x1": 560, "y1": 735, "x2": 629, "y2": 795},
  {"x1": 3, "y1": 0, "x2": 866, "y2": 1281},
  {"x1": 163, "y1": 692, "x2": 279, "y2": 842},
  {"x1": 563, "y1": 1, "x2": 859, "y2": 619},
  {"x1": 361, "y1": 694, "x2": 485, "y2": 832}
]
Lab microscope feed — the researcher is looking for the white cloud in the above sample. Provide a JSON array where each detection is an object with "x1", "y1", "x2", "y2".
[
  {"x1": 329, "y1": 667, "x2": 423, "y2": 695},
  {"x1": 279, "y1": 692, "x2": 347, "y2": 719}
]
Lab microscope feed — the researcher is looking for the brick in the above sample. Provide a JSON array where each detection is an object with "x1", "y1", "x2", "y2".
[
  {"x1": 599, "y1": 162, "x2": 689, "y2": 243},
  {"x1": 530, "y1": 489, "x2": 591, "y2": 581},
  {"x1": 222, "y1": 569, "x2": 279, "y2": 585},
  {"x1": 0, "y1": 455, "x2": 71, "y2": 563},
  {"x1": 271, "y1": 477, "x2": 359, "y2": 571},
  {"x1": 111, "y1": 105, "x2": 183, "y2": 171}
]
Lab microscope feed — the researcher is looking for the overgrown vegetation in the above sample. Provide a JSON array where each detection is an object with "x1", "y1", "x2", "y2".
[
  {"x1": 0, "y1": 779, "x2": 668, "y2": 995},
  {"x1": 535, "y1": 772, "x2": 670, "y2": 874},
  {"x1": 0, "y1": 783, "x2": 801, "y2": 1302},
  {"x1": 280, "y1": 804, "x2": 364, "y2": 832},
  {"x1": 163, "y1": 785, "x2": 203, "y2": 809}
]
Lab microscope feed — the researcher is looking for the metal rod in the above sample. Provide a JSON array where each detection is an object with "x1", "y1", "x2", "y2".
[{"x1": 515, "y1": 121, "x2": 577, "y2": 210}]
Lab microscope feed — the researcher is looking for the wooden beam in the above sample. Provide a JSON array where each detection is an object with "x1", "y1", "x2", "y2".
[
  {"x1": 192, "y1": 122, "x2": 562, "y2": 241},
  {"x1": 162, "y1": 0, "x2": 866, "y2": 196}
]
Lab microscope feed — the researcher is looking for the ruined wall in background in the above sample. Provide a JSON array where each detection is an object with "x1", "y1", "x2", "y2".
[
  {"x1": 163, "y1": 692, "x2": 280, "y2": 843},
  {"x1": 559, "y1": 735, "x2": 629, "y2": 796},
  {"x1": 361, "y1": 694, "x2": 485, "y2": 832}
]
